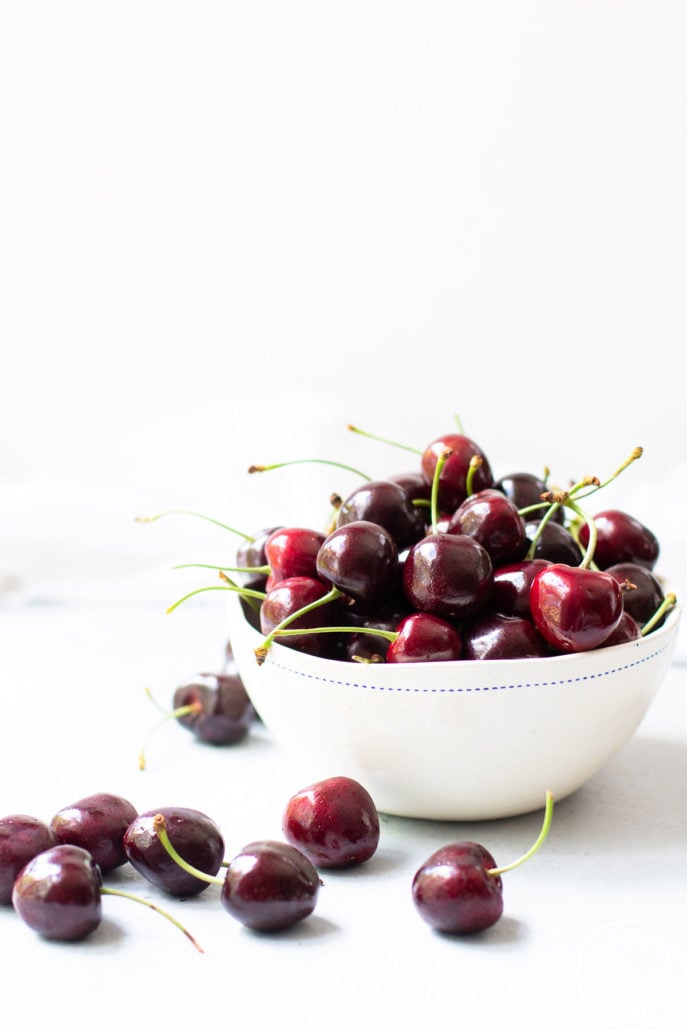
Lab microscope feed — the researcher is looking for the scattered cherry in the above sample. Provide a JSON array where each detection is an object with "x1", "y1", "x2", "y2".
[
  {"x1": 123, "y1": 806, "x2": 225, "y2": 897},
  {"x1": 0, "y1": 815, "x2": 57, "y2": 904},
  {"x1": 50, "y1": 792, "x2": 138, "y2": 874},
  {"x1": 282, "y1": 775, "x2": 380, "y2": 869}
]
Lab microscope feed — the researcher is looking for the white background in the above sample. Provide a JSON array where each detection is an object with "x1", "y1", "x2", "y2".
[{"x1": 1, "y1": 4, "x2": 687, "y2": 1029}]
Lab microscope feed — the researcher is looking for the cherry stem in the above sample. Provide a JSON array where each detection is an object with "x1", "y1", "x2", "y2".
[
  {"x1": 255, "y1": 586, "x2": 344, "y2": 664},
  {"x1": 101, "y1": 885, "x2": 204, "y2": 953},
  {"x1": 572, "y1": 447, "x2": 643, "y2": 500},
  {"x1": 488, "y1": 790, "x2": 555, "y2": 877},
  {"x1": 165, "y1": 582, "x2": 266, "y2": 615},
  {"x1": 346, "y1": 423, "x2": 422, "y2": 456},
  {"x1": 152, "y1": 815, "x2": 224, "y2": 888},
  {"x1": 173, "y1": 562, "x2": 270, "y2": 576},
  {"x1": 430, "y1": 447, "x2": 453, "y2": 534},
  {"x1": 272, "y1": 624, "x2": 397, "y2": 643},
  {"x1": 641, "y1": 593, "x2": 677, "y2": 636},
  {"x1": 134, "y1": 510, "x2": 254, "y2": 541},
  {"x1": 465, "y1": 454, "x2": 483, "y2": 498},
  {"x1": 138, "y1": 688, "x2": 203, "y2": 771},
  {"x1": 564, "y1": 499, "x2": 597, "y2": 569},
  {"x1": 248, "y1": 458, "x2": 372, "y2": 482}
]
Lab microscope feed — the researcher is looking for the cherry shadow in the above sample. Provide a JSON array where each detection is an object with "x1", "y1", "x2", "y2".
[
  {"x1": 431, "y1": 914, "x2": 527, "y2": 948},
  {"x1": 241, "y1": 912, "x2": 341, "y2": 943}
]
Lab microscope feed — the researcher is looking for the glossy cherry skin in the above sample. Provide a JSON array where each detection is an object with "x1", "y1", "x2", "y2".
[
  {"x1": 578, "y1": 510, "x2": 660, "y2": 570},
  {"x1": 123, "y1": 807, "x2": 224, "y2": 897},
  {"x1": 387, "y1": 613, "x2": 463, "y2": 663},
  {"x1": 264, "y1": 526, "x2": 327, "y2": 586},
  {"x1": 530, "y1": 564, "x2": 624, "y2": 653},
  {"x1": 462, "y1": 612, "x2": 551, "y2": 660},
  {"x1": 494, "y1": 471, "x2": 564, "y2": 523},
  {"x1": 336, "y1": 480, "x2": 426, "y2": 550},
  {"x1": 403, "y1": 533, "x2": 493, "y2": 623},
  {"x1": 12, "y1": 844, "x2": 103, "y2": 941},
  {"x1": 420, "y1": 433, "x2": 494, "y2": 510},
  {"x1": 412, "y1": 842, "x2": 503, "y2": 934},
  {"x1": 260, "y1": 576, "x2": 343, "y2": 658},
  {"x1": 173, "y1": 671, "x2": 256, "y2": 745},
  {"x1": 235, "y1": 526, "x2": 282, "y2": 592},
  {"x1": 606, "y1": 562, "x2": 666, "y2": 629},
  {"x1": 221, "y1": 840, "x2": 321, "y2": 931},
  {"x1": 600, "y1": 611, "x2": 642, "y2": 647},
  {"x1": 0, "y1": 815, "x2": 57, "y2": 904},
  {"x1": 49, "y1": 793, "x2": 138, "y2": 874},
  {"x1": 282, "y1": 776, "x2": 380, "y2": 869},
  {"x1": 524, "y1": 520, "x2": 583, "y2": 565},
  {"x1": 316, "y1": 521, "x2": 399, "y2": 610},
  {"x1": 447, "y1": 489, "x2": 528, "y2": 567},
  {"x1": 490, "y1": 558, "x2": 552, "y2": 619}
]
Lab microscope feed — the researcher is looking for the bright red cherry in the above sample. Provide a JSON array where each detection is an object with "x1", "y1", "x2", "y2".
[
  {"x1": 282, "y1": 776, "x2": 380, "y2": 869},
  {"x1": 529, "y1": 564, "x2": 624, "y2": 653},
  {"x1": 420, "y1": 433, "x2": 494, "y2": 510}
]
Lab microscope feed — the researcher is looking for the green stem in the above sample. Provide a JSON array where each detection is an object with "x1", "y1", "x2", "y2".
[
  {"x1": 346, "y1": 423, "x2": 423, "y2": 456},
  {"x1": 138, "y1": 688, "x2": 202, "y2": 770},
  {"x1": 172, "y1": 562, "x2": 270, "y2": 576},
  {"x1": 641, "y1": 593, "x2": 677, "y2": 636},
  {"x1": 166, "y1": 583, "x2": 266, "y2": 615},
  {"x1": 101, "y1": 886, "x2": 204, "y2": 952},
  {"x1": 430, "y1": 447, "x2": 453, "y2": 534},
  {"x1": 134, "y1": 510, "x2": 254, "y2": 541},
  {"x1": 488, "y1": 790, "x2": 555, "y2": 877},
  {"x1": 248, "y1": 458, "x2": 372, "y2": 482}
]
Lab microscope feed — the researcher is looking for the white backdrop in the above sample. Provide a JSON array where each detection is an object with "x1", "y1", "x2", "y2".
[{"x1": 2, "y1": 2, "x2": 686, "y2": 611}]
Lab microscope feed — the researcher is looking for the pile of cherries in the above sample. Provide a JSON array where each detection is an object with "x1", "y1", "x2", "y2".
[
  {"x1": 161, "y1": 424, "x2": 674, "y2": 665},
  {"x1": 0, "y1": 775, "x2": 553, "y2": 945}
]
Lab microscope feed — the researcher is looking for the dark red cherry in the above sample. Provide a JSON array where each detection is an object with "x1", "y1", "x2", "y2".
[
  {"x1": 0, "y1": 815, "x2": 57, "y2": 904},
  {"x1": 491, "y1": 558, "x2": 552, "y2": 619},
  {"x1": 12, "y1": 844, "x2": 103, "y2": 942},
  {"x1": 264, "y1": 527, "x2": 327, "y2": 585},
  {"x1": 494, "y1": 471, "x2": 564, "y2": 523},
  {"x1": 316, "y1": 521, "x2": 398, "y2": 610},
  {"x1": 525, "y1": 520, "x2": 583, "y2": 565},
  {"x1": 403, "y1": 533, "x2": 493, "y2": 622},
  {"x1": 412, "y1": 842, "x2": 503, "y2": 935},
  {"x1": 123, "y1": 807, "x2": 224, "y2": 897},
  {"x1": 173, "y1": 671, "x2": 255, "y2": 745},
  {"x1": 420, "y1": 433, "x2": 494, "y2": 510},
  {"x1": 260, "y1": 576, "x2": 343, "y2": 658},
  {"x1": 221, "y1": 840, "x2": 321, "y2": 931},
  {"x1": 387, "y1": 612, "x2": 463, "y2": 663},
  {"x1": 600, "y1": 610, "x2": 642, "y2": 647},
  {"x1": 578, "y1": 510, "x2": 660, "y2": 570},
  {"x1": 282, "y1": 775, "x2": 380, "y2": 869},
  {"x1": 336, "y1": 480, "x2": 425, "y2": 550},
  {"x1": 462, "y1": 612, "x2": 551, "y2": 660},
  {"x1": 606, "y1": 562, "x2": 667, "y2": 628},
  {"x1": 387, "y1": 470, "x2": 432, "y2": 503},
  {"x1": 447, "y1": 489, "x2": 528, "y2": 567},
  {"x1": 50, "y1": 792, "x2": 138, "y2": 874},
  {"x1": 530, "y1": 564, "x2": 624, "y2": 653}
]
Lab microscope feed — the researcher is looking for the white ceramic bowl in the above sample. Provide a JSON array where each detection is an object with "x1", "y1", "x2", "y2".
[{"x1": 227, "y1": 594, "x2": 682, "y2": 821}]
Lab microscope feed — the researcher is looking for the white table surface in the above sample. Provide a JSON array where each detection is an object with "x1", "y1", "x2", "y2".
[{"x1": 1, "y1": 596, "x2": 686, "y2": 1030}]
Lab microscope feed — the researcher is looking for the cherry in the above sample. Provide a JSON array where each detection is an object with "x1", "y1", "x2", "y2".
[
  {"x1": 282, "y1": 775, "x2": 380, "y2": 868},
  {"x1": 221, "y1": 841, "x2": 321, "y2": 932},
  {"x1": 462, "y1": 612, "x2": 551, "y2": 660},
  {"x1": 495, "y1": 471, "x2": 564, "y2": 523},
  {"x1": 529, "y1": 564, "x2": 624, "y2": 653},
  {"x1": 50, "y1": 792, "x2": 139, "y2": 874},
  {"x1": 235, "y1": 526, "x2": 282, "y2": 592},
  {"x1": 420, "y1": 432, "x2": 494, "y2": 510},
  {"x1": 412, "y1": 791, "x2": 554, "y2": 934},
  {"x1": 12, "y1": 843, "x2": 203, "y2": 949},
  {"x1": 606, "y1": 562, "x2": 667, "y2": 627},
  {"x1": 0, "y1": 815, "x2": 57, "y2": 904},
  {"x1": 336, "y1": 480, "x2": 426, "y2": 550},
  {"x1": 258, "y1": 575, "x2": 343, "y2": 660},
  {"x1": 386, "y1": 612, "x2": 463, "y2": 662},
  {"x1": 524, "y1": 519, "x2": 583, "y2": 565},
  {"x1": 577, "y1": 510, "x2": 660, "y2": 570},
  {"x1": 403, "y1": 533, "x2": 493, "y2": 623},
  {"x1": 264, "y1": 526, "x2": 328, "y2": 586},
  {"x1": 490, "y1": 558, "x2": 552, "y2": 619},
  {"x1": 387, "y1": 469, "x2": 432, "y2": 503},
  {"x1": 12, "y1": 844, "x2": 104, "y2": 942},
  {"x1": 600, "y1": 610, "x2": 642, "y2": 647},
  {"x1": 447, "y1": 488, "x2": 528, "y2": 567},
  {"x1": 172, "y1": 671, "x2": 256, "y2": 745},
  {"x1": 123, "y1": 807, "x2": 224, "y2": 897},
  {"x1": 316, "y1": 521, "x2": 399, "y2": 610}
]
